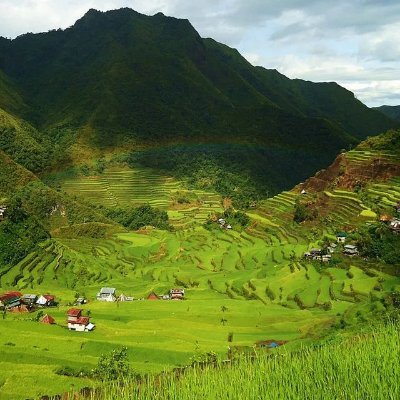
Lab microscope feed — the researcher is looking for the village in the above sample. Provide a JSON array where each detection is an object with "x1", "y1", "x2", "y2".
[
  {"x1": 0, "y1": 287, "x2": 186, "y2": 332},
  {"x1": 303, "y1": 200, "x2": 400, "y2": 263},
  {"x1": 303, "y1": 232, "x2": 359, "y2": 262}
]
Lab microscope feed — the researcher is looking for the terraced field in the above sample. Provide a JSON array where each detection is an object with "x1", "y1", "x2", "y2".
[
  {"x1": 61, "y1": 167, "x2": 223, "y2": 227},
  {"x1": 1, "y1": 146, "x2": 400, "y2": 399},
  {"x1": 345, "y1": 149, "x2": 400, "y2": 166}
]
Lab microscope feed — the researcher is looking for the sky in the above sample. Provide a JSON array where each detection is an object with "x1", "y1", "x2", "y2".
[{"x1": 0, "y1": 0, "x2": 399, "y2": 107}]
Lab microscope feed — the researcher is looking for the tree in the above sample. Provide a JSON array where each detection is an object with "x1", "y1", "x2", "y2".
[{"x1": 93, "y1": 347, "x2": 132, "y2": 381}]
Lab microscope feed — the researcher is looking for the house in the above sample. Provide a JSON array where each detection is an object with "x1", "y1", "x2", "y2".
[
  {"x1": 226, "y1": 224, "x2": 232, "y2": 230},
  {"x1": 301, "y1": 189, "x2": 307, "y2": 195},
  {"x1": 170, "y1": 288, "x2": 185, "y2": 300},
  {"x1": 0, "y1": 291, "x2": 22, "y2": 310},
  {"x1": 0, "y1": 206, "x2": 7, "y2": 222},
  {"x1": 304, "y1": 249, "x2": 330, "y2": 262},
  {"x1": 41, "y1": 314, "x2": 56, "y2": 325},
  {"x1": 96, "y1": 287, "x2": 116, "y2": 302},
  {"x1": 118, "y1": 293, "x2": 134, "y2": 302},
  {"x1": 36, "y1": 294, "x2": 55, "y2": 307},
  {"x1": 321, "y1": 254, "x2": 332, "y2": 263},
  {"x1": 310, "y1": 249, "x2": 322, "y2": 257},
  {"x1": 147, "y1": 292, "x2": 160, "y2": 300},
  {"x1": 336, "y1": 232, "x2": 348, "y2": 243},
  {"x1": 256, "y1": 339, "x2": 287, "y2": 349},
  {"x1": 21, "y1": 294, "x2": 38, "y2": 306},
  {"x1": 343, "y1": 245, "x2": 359, "y2": 256},
  {"x1": 75, "y1": 297, "x2": 87, "y2": 305},
  {"x1": 389, "y1": 219, "x2": 400, "y2": 233},
  {"x1": 328, "y1": 243, "x2": 337, "y2": 253},
  {"x1": 67, "y1": 308, "x2": 82, "y2": 323},
  {"x1": 67, "y1": 308, "x2": 95, "y2": 332}
]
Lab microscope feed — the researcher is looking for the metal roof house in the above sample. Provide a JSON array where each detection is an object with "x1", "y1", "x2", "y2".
[
  {"x1": 343, "y1": 244, "x2": 359, "y2": 256},
  {"x1": 96, "y1": 287, "x2": 116, "y2": 302}
]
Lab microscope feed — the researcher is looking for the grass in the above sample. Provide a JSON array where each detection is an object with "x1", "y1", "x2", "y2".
[
  {"x1": 64, "y1": 322, "x2": 400, "y2": 400},
  {"x1": 0, "y1": 299, "x2": 338, "y2": 400}
]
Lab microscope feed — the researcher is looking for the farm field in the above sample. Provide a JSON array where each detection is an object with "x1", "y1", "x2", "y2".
[
  {"x1": 0, "y1": 299, "x2": 342, "y2": 400},
  {"x1": 1, "y1": 145, "x2": 400, "y2": 399},
  {"x1": 60, "y1": 166, "x2": 223, "y2": 228},
  {"x1": 0, "y1": 225, "x2": 396, "y2": 399}
]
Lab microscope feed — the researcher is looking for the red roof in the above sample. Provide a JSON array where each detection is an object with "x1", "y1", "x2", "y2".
[
  {"x1": 41, "y1": 314, "x2": 56, "y2": 324},
  {"x1": 147, "y1": 292, "x2": 159, "y2": 300},
  {"x1": 67, "y1": 308, "x2": 82, "y2": 317},
  {"x1": 0, "y1": 291, "x2": 23, "y2": 301},
  {"x1": 43, "y1": 295, "x2": 55, "y2": 301},
  {"x1": 76, "y1": 317, "x2": 90, "y2": 325}
]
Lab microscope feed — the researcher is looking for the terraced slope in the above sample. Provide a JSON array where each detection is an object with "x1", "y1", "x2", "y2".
[{"x1": 61, "y1": 167, "x2": 223, "y2": 227}]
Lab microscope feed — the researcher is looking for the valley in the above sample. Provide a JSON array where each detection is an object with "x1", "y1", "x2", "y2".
[
  {"x1": 1, "y1": 137, "x2": 400, "y2": 399},
  {"x1": 0, "y1": 7, "x2": 399, "y2": 400}
]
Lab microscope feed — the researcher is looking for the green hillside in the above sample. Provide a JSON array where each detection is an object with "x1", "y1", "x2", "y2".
[
  {"x1": 0, "y1": 130, "x2": 399, "y2": 399},
  {"x1": 374, "y1": 105, "x2": 400, "y2": 122},
  {"x1": 0, "y1": 9, "x2": 399, "y2": 399},
  {"x1": 0, "y1": 8, "x2": 397, "y2": 199}
]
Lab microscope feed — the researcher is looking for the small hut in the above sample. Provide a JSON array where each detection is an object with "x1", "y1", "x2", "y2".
[
  {"x1": 147, "y1": 292, "x2": 160, "y2": 300},
  {"x1": 41, "y1": 314, "x2": 56, "y2": 325}
]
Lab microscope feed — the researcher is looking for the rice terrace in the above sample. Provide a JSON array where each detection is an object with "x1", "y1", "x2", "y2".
[{"x1": 1, "y1": 3, "x2": 400, "y2": 400}]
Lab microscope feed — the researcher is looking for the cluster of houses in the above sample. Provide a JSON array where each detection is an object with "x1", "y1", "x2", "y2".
[
  {"x1": 0, "y1": 291, "x2": 56, "y2": 312},
  {"x1": 380, "y1": 214, "x2": 400, "y2": 233},
  {"x1": 96, "y1": 287, "x2": 185, "y2": 302},
  {"x1": 96, "y1": 287, "x2": 134, "y2": 302},
  {"x1": 304, "y1": 232, "x2": 359, "y2": 262},
  {"x1": 217, "y1": 218, "x2": 232, "y2": 230},
  {"x1": 147, "y1": 288, "x2": 185, "y2": 300}
]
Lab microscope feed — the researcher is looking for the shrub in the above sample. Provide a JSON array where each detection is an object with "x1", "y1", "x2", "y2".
[{"x1": 93, "y1": 347, "x2": 132, "y2": 381}]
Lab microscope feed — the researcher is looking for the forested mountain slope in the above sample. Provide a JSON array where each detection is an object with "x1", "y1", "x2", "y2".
[{"x1": 0, "y1": 8, "x2": 397, "y2": 198}]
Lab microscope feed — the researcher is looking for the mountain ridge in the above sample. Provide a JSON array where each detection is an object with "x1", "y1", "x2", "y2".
[{"x1": 0, "y1": 7, "x2": 398, "y2": 201}]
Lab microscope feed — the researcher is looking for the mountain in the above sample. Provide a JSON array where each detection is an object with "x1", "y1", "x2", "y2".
[
  {"x1": 374, "y1": 105, "x2": 400, "y2": 122},
  {"x1": 0, "y1": 8, "x2": 397, "y2": 201}
]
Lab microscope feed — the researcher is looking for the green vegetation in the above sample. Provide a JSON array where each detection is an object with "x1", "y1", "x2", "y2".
[
  {"x1": 0, "y1": 8, "x2": 397, "y2": 202},
  {"x1": 0, "y1": 197, "x2": 49, "y2": 266},
  {"x1": 104, "y1": 204, "x2": 170, "y2": 230},
  {"x1": 0, "y1": 129, "x2": 399, "y2": 399},
  {"x1": 0, "y1": 9, "x2": 399, "y2": 399},
  {"x1": 374, "y1": 105, "x2": 400, "y2": 122},
  {"x1": 66, "y1": 322, "x2": 400, "y2": 400},
  {"x1": 355, "y1": 223, "x2": 400, "y2": 265}
]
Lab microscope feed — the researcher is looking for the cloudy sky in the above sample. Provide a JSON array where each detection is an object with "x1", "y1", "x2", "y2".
[{"x1": 0, "y1": 0, "x2": 399, "y2": 107}]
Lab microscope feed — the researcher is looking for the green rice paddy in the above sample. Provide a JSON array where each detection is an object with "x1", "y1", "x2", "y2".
[{"x1": 1, "y1": 157, "x2": 400, "y2": 399}]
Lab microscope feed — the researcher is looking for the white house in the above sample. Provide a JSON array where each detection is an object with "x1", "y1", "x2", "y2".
[
  {"x1": 67, "y1": 308, "x2": 95, "y2": 332},
  {"x1": 336, "y1": 232, "x2": 347, "y2": 243},
  {"x1": 97, "y1": 287, "x2": 116, "y2": 302},
  {"x1": 343, "y1": 245, "x2": 358, "y2": 256}
]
